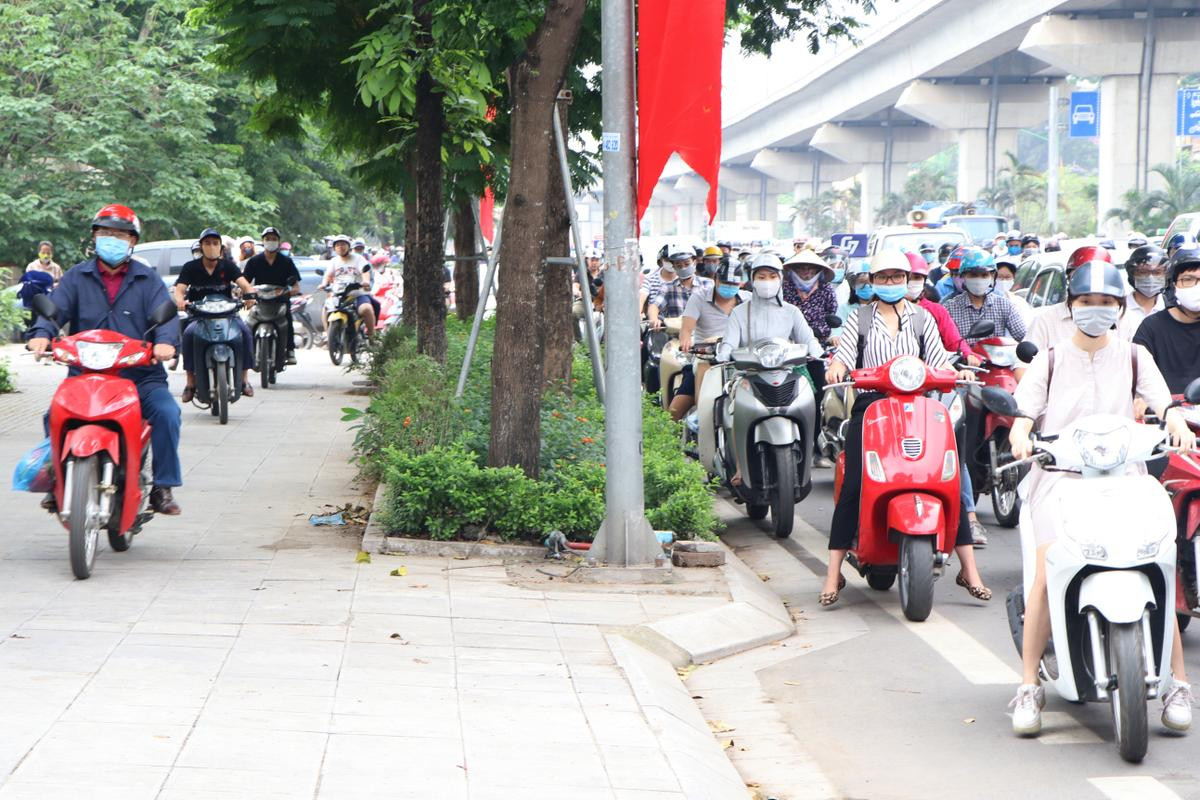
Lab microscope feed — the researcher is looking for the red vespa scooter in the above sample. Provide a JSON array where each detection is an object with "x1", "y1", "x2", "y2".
[
  {"x1": 831, "y1": 354, "x2": 965, "y2": 621},
  {"x1": 1155, "y1": 400, "x2": 1200, "y2": 633},
  {"x1": 31, "y1": 294, "x2": 178, "y2": 579}
]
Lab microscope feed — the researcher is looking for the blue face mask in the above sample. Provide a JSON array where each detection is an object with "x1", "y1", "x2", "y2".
[
  {"x1": 873, "y1": 284, "x2": 907, "y2": 304},
  {"x1": 831, "y1": 268, "x2": 845, "y2": 284},
  {"x1": 1007, "y1": 245, "x2": 1021, "y2": 255},
  {"x1": 95, "y1": 236, "x2": 131, "y2": 266},
  {"x1": 854, "y1": 283, "x2": 875, "y2": 302},
  {"x1": 922, "y1": 252, "x2": 935, "y2": 264},
  {"x1": 280, "y1": 249, "x2": 291, "y2": 257},
  {"x1": 716, "y1": 284, "x2": 740, "y2": 299}
]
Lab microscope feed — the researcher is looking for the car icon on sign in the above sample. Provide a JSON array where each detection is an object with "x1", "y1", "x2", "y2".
[{"x1": 1072, "y1": 105, "x2": 1095, "y2": 125}]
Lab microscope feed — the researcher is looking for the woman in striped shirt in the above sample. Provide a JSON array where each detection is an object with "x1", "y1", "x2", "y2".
[{"x1": 818, "y1": 251, "x2": 989, "y2": 607}]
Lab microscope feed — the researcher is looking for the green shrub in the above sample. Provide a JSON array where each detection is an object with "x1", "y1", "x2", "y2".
[
  {"x1": 355, "y1": 318, "x2": 719, "y2": 542},
  {"x1": 0, "y1": 359, "x2": 13, "y2": 394}
]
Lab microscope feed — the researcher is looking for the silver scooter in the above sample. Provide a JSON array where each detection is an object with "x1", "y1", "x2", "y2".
[{"x1": 696, "y1": 337, "x2": 822, "y2": 538}]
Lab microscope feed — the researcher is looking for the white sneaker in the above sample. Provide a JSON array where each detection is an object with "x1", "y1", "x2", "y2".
[
  {"x1": 1162, "y1": 682, "x2": 1193, "y2": 732},
  {"x1": 1009, "y1": 683, "x2": 1045, "y2": 735}
]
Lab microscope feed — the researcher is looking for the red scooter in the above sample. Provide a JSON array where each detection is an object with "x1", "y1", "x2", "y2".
[
  {"x1": 961, "y1": 336, "x2": 1035, "y2": 528},
  {"x1": 31, "y1": 294, "x2": 178, "y2": 579},
  {"x1": 1155, "y1": 402, "x2": 1200, "y2": 633},
  {"x1": 831, "y1": 354, "x2": 965, "y2": 621}
]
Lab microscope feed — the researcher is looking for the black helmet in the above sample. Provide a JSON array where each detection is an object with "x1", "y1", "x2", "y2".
[
  {"x1": 198, "y1": 227, "x2": 221, "y2": 243},
  {"x1": 657, "y1": 244, "x2": 669, "y2": 264},
  {"x1": 1167, "y1": 233, "x2": 1197, "y2": 254},
  {"x1": 1068, "y1": 260, "x2": 1125, "y2": 303},
  {"x1": 1165, "y1": 246, "x2": 1200, "y2": 308},
  {"x1": 1021, "y1": 234, "x2": 1040, "y2": 247},
  {"x1": 1127, "y1": 233, "x2": 1148, "y2": 249},
  {"x1": 819, "y1": 245, "x2": 847, "y2": 269},
  {"x1": 937, "y1": 242, "x2": 955, "y2": 264},
  {"x1": 1125, "y1": 245, "x2": 1165, "y2": 285},
  {"x1": 715, "y1": 255, "x2": 744, "y2": 286}
]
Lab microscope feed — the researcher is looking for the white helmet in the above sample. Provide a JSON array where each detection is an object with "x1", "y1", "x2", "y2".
[
  {"x1": 332, "y1": 234, "x2": 352, "y2": 246},
  {"x1": 585, "y1": 247, "x2": 602, "y2": 260},
  {"x1": 352, "y1": 238, "x2": 366, "y2": 249},
  {"x1": 868, "y1": 250, "x2": 911, "y2": 276},
  {"x1": 749, "y1": 252, "x2": 784, "y2": 274}
]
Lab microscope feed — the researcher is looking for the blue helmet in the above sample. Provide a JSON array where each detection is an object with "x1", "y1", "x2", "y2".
[
  {"x1": 1167, "y1": 232, "x2": 1197, "y2": 254},
  {"x1": 959, "y1": 247, "x2": 996, "y2": 273}
]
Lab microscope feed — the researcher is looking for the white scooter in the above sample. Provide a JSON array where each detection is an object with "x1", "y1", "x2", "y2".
[{"x1": 982, "y1": 385, "x2": 1193, "y2": 763}]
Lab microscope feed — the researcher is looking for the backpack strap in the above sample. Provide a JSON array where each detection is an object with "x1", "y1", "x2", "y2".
[{"x1": 855, "y1": 305, "x2": 872, "y2": 370}]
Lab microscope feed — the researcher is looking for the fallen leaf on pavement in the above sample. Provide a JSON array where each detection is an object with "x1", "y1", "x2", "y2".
[
  {"x1": 783, "y1": 681, "x2": 802, "y2": 687},
  {"x1": 691, "y1": 695, "x2": 704, "y2": 700},
  {"x1": 413, "y1": 658, "x2": 429, "y2": 664},
  {"x1": 757, "y1": 573, "x2": 771, "y2": 582},
  {"x1": 720, "y1": 738, "x2": 734, "y2": 749},
  {"x1": 963, "y1": 718, "x2": 975, "y2": 724},
  {"x1": 390, "y1": 566, "x2": 407, "y2": 577},
  {"x1": 707, "y1": 720, "x2": 735, "y2": 734},
  {"x1": 676, "y1": 665, "x2": 697, "y2": 679},
  {"x1": 355, "y1": 551, "x2": 371, "y2": 564},
  {"x1": 389, "y1": 633, "x2": 407, "y2": 643},
  {"x1": 411, "y1": 583, "x2": 428, "y2": 588}
]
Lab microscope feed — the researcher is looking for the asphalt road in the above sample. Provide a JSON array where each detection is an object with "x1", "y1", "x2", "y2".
[{"x1": 724, "y1": 466, "x2": 1200, "y2": 800}]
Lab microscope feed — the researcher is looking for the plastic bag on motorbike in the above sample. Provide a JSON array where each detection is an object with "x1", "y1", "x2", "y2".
[{"x1": 12, "y1": 437, "x2": 53, "y2": 493}]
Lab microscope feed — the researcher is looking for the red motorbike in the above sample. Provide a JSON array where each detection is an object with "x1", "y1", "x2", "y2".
[
  {"x1": 961, "y1": 336, "x2": 1036, "y2": 528},
  {"x1": 31, "y1": 294, "x2": 177, "y2": 579},
  {"x1": 831, "y1": 355, "x2": 965, "y2": 621},
  {"x1": 1155, "y1": 401, "x2": 1200, "y2": 633}
]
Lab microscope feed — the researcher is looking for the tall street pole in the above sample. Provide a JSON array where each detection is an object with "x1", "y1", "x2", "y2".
[
  {"x1": 589, "y1": 0, "x2": 660, "y2": 566},
  {"x1": 1047, "y1": 83, "x2": 1060, "y2": 231}
]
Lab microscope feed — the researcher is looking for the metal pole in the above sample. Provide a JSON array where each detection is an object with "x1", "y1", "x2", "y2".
[
  {"x1": 986, "y1": 74, "x2": 1000, "y2": 188},
  {"x1": 552, "y1": 108, "x2": 606, "y2": 402},
  {"x1": 589, "y1": 0, "x2": 659, "y2": 567},
  {"x1": 455, "y1": 204, "x2": 503, "y2": 398},
  {"x1": 1047, "y1": 84, "x2": 1060, "y2": 231}
]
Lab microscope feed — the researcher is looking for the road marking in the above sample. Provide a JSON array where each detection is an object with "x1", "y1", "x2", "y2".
[
  {"x1": 784, "y1": 511, "x2": 1021, "y2": 686},
  {"x1": 1089, "y1": 777, "x2": 1183, "y2": 800}
]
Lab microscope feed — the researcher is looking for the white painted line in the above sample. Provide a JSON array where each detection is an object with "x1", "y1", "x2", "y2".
[
  {"x1": 1089, "y1": 777, "x2": 1183, "y2": 800},
  {"x1": 1036, "y1": 712, "x2": 1104, "y2": 745},
  {"x1": 788, "y1": 514, "x2": 1021, "y2": 686}
]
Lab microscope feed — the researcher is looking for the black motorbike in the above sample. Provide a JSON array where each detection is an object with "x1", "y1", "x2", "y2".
[
  {"x1": 186, "y1": 294, "x2": 247, "y2": 425},
  {"x1": 247, "y1": 283, "x2": 293, "y2": 388}
]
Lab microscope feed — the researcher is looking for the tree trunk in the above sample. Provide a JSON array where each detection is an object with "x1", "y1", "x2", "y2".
[
  {"x1": 401, "y1": 180, "x2": 417, "y2": 328},
  {"x1": 453, "y1": 196, "x2": 479, "y2": 322},
  {"x1": 487, "y1": 0, "x2": 589, "y2": 477},
  {"x1": 411, "y1": 0, "x2": 447, "y2": 362},
  {"x1": 542, "y1": 103, "x2": 574, "y2": 389}
]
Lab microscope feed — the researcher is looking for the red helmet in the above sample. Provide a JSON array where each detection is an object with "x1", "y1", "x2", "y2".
[
  {"x1": 945, "y1": 245, "x2": 967, "y2": 273},
  {"x1": 1066, "y1": 245, "x2": 1112, "y2": 273},
  {"x1": 91, "y1": 204, "x2": 141, "y2": 238},
  {"x1": 904, "y1": 250, "x2": 929, "y2": 278}
]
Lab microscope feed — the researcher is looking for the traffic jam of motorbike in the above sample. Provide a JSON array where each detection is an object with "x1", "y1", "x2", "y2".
[
  {"x1": 14, "y1": 210, "x2": 404, "y2": 582},
  {"x1": 607, "y1": 218, "x2": 1200, "y2": 763}
]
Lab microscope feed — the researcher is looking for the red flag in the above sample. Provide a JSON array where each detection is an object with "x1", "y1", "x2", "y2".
[
  {"x1": 479, "y1": 186, "x2": 495, "y2": 244},
  {"x1": 636, "y1": 0, "x2": 725, "y2": 226}
]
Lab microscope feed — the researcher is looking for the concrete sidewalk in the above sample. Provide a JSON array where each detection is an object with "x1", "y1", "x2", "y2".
[{"x1": 0, "y1": 346, "x2": 754, "y2": 800}]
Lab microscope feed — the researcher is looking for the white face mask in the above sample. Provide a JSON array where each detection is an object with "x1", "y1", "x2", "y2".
[
  {"x1": 752, "y1": 279, "x2": 780, "y2": 299},
  {"x1": 264, "y1": 241, "x2": 279, "y2": 253},
  {"x1": 994, "y1": 278, "x2": 1014, "y2": 295},
  {"x1": 964, "y1": 276, "x2": 993, "y2": 297},
  {"x1": 1072, "y1": 305, "x2": 1121, "y2": 337},
  {"x1": 1176, "y1": 285, "x2": 1200, "y2": 313},
  {"x1": 906, "y1": 279, "x2": 925, "y2": 301}
]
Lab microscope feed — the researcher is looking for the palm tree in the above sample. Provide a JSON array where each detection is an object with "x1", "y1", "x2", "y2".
[
  {"x1": 875, "y1": 192, "x2": 909, "y2": 226},
  {"x1": 1106, "y1": 157, "x2": 1200, "y2": 231}
]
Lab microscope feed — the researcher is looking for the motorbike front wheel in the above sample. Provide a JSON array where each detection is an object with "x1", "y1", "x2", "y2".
[
  {"x1": 328, "y1": 320, "x2": 345, "y2": 365},
  {"x1": 992, "y1": 434, "x2": 1024, "y2": 528},
  {"x1": 216, "y1": 366, "x2": 229, "y2": 425},
  {"x1": 259, "y1": 336, "x2": 273, "y2": 389},
  {"x1": 898, "y1": 535, "x2": 935, "y2": 622},
  {"x1": 347, "y1": 324, "x2": 360, "y2": 365},
  {"x1": 67, "y1": 456, "x2": 101, "y2": 580},
  {"x1": 770, "y1": 445, "x2": 796, "y2": 539},
  {"x1": 1109, "y1": 621, "x2": 1149, "y2": 763}
]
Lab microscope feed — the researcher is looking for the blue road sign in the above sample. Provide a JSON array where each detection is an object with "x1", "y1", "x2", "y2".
[
  {"x1": 1178, "y1": 88, "x2": 1200, "y2": 137},
  {"x1": 1069, "y1": 91, "x2": 1099, "y2": 138},
  {"x1": 832, "y1": 233, "x2": 868, "y2": 258}
]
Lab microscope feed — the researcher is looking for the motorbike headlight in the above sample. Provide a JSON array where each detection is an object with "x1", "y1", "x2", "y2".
[
  {"x1": 755, "y1": 342, "x2": 786, "y2": 369},
  {"x1": 1137, "y1": 540, "x2": 1161, "y2": 560},
  {"x1": 865, "y1": 450, "x2": 886, "y2": 482},
  {"x1": 982, "y1": 344, "x2": 1017, "y2": 367},
  {"x1": 888, "y1": 356, "x2": 926, "y2": 393},
  {"x1": 75, "y1": 341, "x2": 123, "y2": 370},
  {"x1": 196, "y1": 298, "x2": 237, "y2": 314},
  {"x1": 1079, "y1": 542, "x2": 1109, "y2": 561},
  {"x1": 53, "y1": 347, "x2": 78, "y2": 365},
  {"x1": 1072, "y1": 425, "x2": 1130, "y2": 472}
]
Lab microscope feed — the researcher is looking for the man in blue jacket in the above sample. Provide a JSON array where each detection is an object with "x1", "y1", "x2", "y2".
[{"x1": 27, "y1": 204, "x2": 183, "y2": 515}]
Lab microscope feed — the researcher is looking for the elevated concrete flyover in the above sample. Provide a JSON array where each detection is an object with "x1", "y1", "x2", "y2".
[{"x1": 644, "y1": 0, "x2": 1200, "y2": 238}]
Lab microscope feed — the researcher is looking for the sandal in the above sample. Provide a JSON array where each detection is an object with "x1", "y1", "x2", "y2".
[
  {"x1": 956, "y1": 571, "x2": 992, "y2": 601},
  {"x1": 819, "y1": 575, "x2": 847, "y2": 607},
  {"x1": 181, "y1": 386, "x2": 195, "y2": 404}
]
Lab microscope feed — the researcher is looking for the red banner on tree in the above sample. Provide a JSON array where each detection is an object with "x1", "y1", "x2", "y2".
[
  {"x1": 479, "y1": 186, "x2": 495, "y2": 244},
  {"x1": 636, "y1": 0, "x2": 725, "y2": 226}
]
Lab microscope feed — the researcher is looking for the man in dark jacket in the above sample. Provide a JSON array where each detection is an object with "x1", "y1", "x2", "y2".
[{"x1": 27, "y1": 204, "x2": 183, "y2": 515}]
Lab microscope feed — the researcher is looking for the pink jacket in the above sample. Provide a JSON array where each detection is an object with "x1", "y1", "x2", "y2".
[{"x1": 919, "y1": 298, "x2": 969, "y2": 359}]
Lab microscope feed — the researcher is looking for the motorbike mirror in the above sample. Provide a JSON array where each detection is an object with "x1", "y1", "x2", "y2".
[
  {"x1": 1016, "y1": 341, "x2": 1039, "y2": 364},
  {"x1": 980, "y1": 386, "x2": 1020, "y2": 418},
  {"x1": 1185, "y1": 377, "x2": 1200, "y2": 406},
  {"x1": 314, "y1": 268, "x2": 325, "y2": 276},
  {"x1": 825, "y1": 313, "x2": 843, "y2": 329},
  {"x1": 148, "y1": 300, "x2": 178, "y2": 327},
  {"x1": 966, "y1": 319, "x2": 995, "y2": 339},
  {"x1": 30, "y1": 293, "x2": 58, "y2": 324}
]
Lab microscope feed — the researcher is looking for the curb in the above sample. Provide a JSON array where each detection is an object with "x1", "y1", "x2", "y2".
[
  {"x1": 607, "y1": 634, "x2": 751, "y2": 800},
  {"x1": 360, "y1": 483, "x2": 387, "y2": 554}
]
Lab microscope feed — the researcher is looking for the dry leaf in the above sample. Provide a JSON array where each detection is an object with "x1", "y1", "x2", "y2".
[
  {"x1": 783, "y1": 680, "x2": 802, "y2": 686},
  {"x1": 963, "y1": 717, "x2": 976, "y2": 724},
  {"x1": 757, "y1": 573, "x2": 771, "y2": 582},
  {"x1": 676, "y1": 665, "x2": 697, "y2": 679},
  {"x1": 413, "y1": 658, "x2": 429, "y2": 664},
  {"x1": 720, "y1": 738, "x2": 734, "y2": 749},
  {"x1": 390, "y1": 566, "x2": 407, "y2": 577},
  {"x1": 389, "y1": 633, "x2": 407, "y2": 643},
  {"x1": 355, "y1": 551, "x2": 371, "y2": 564},
  {"x1": 707, "y1": 720, "x2": 735, "y2": 734}
]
